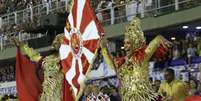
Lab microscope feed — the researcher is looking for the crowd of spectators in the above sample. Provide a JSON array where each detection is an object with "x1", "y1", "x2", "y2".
[
  {"x1": 92, "y1": 0, "x2": 159, "y2": 24},
  {"x1": 0, "y1": 20, "x2": 46, "y2": 51},
  {"x1": 168, "y1": 33, "x2": 201, "y2": 60},
  {"x1": 92, "y1": 0, "x2": 201, "y2": 24},
  {"x1": 0, "y1": 0, "x2": 65, "y2": 16},
  {"x1": 0, "y1": 65, "x2": 15, "y2": 83},
  {"x1": 154, "y1": 32, "x2": 201, "y2": 69},
  {"x1": 81, "y1": 77, "x2": 121, "y2": 101},
  {"x1": 0, "y1": 0, "x2": 42, "y2": 16}
]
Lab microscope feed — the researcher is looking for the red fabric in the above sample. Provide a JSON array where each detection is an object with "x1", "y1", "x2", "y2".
[
  {"x1": 62, "y1": 78, "x2": 74, "y2": 101},
  {"x1": 153, "y1": 43, "x2": 168, "y2": 59},
  {"x1": 133, "y1": 45, "x2": 147, "y2": 62},
  {"x1": 16, "y1": 48, "x2": 42, "y2": 101},
  {"x1": 115, "y1": 57, "x2": 125, "y2": 67},
  {"x1": 185, "y1": 96, "x2": 201, "y2": 101}
]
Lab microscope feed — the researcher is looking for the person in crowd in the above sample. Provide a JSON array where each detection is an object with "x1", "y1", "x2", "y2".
[
  {"x1": 96, "y1": 0, "x2": 105, "y2": 22},
  {"x1": 153, "y1": 80, "x2": 161, "y2": 92},
  {"x1": 152, "y1": 80, "x2": 163, "y2": 101},
  {"x1": 106, "y1": 0, "x2": 115, "y2": 24},
  {"x1": 188, "y1": 79, "x2": 201, "y2": 96},
  {"x1": 186, "y1": 33, "x2": 195, "y2": 43},
  {"x1": 181, "y1": 39, "x2": 187, "y2": 57},
  {"x1": 187, "y1": 43, "x2": 197, "y2": 65},
  {"x1": 115, "y1": 17, "x2": 171, "y2": 101},
  {"x1": 187, "y1": 43, "x2": 197, "y2": 58},
  {"x1": 172, "y1": 40, "x2": 180, "y2": 60},
  {"x1": 158, "y1": 68, "x2": 189, "y2": 101}
]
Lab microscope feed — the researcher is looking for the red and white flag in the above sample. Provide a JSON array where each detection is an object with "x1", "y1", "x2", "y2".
[{"x1": 59, "y1": 0, "x2": 104, "y2": 100}]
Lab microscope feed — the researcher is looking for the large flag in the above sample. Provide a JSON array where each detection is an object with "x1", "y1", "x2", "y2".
[
  {"x1": 16, "y1": 48, "x2": 42, "y2": 101},
  {"x1": 59, "y1": 0, "x2": 104, "y2": 100}
]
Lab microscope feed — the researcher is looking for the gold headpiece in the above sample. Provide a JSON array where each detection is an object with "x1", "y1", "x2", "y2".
[
  {"x1": 54, "y1": 34, "x2": 65, "y2": 43},
  {"x1": 52, "y1": 34, "x2": 65, "y2": 50},
  {"x1": 125, "y1": 17, "x2": 145, "y2": 50}
]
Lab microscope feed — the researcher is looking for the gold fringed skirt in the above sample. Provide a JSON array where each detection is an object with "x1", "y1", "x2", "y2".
[{"x1": 118, "y1": 63, "x2": 157, "y2": 101}]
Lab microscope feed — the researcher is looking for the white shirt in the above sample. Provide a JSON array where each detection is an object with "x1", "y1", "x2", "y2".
[{"x1": 187, "y1": 47, "x2": 196, "y2": 57}]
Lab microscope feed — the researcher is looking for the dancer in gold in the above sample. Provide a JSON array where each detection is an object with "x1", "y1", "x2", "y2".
[
  {"x1": 115, "y1": 17, "x2": 171, "y2": 101},
  {"x1": 11, "y1": 34, "x2": 65, "y2": 101}
]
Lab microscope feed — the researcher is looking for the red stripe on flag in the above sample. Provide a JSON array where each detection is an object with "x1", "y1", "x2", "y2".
[
  {"x1": 72, "y1": 60, "x2": 80, "y2": 95},
  {"x1": 62, "y1": 77, "x2": 74, "y2": 101},
  {"x1": 80, "y1": 54, "x2": 89, "y2": 75},
  {"x1": 87, "y1": 0, "x2": 104, "y2": 34},
  {"x1": 80, "y1": 1, "x2": 92, "y2": 34},
  {"x1": 63, "y1": 37, "x2": 69, "y2": 45},
  {"x1": 83, "y1": 39, "x2": 98, "y2": 53},
  {"x1": 72, "y1": 0, "x2": 78, "y2": 28},
  {"x1": 61, "y1": 52, "x2": 73, "y2": 73}
]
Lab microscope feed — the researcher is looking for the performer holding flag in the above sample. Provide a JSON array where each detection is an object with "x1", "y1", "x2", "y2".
[{"x1": 11, "y1": 34, "x2": 74, "y2": 101}]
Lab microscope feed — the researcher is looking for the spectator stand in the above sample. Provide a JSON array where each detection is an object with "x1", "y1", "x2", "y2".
[{"x1": 0, "y1": 0, "x2": 68, "y2": 29}]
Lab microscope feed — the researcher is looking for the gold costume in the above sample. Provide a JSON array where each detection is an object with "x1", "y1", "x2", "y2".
[
  {"x1": 117, "y1": 17, "x2": 168, "y2": 101},
  {"x1": 20, "y1": 44, "x2": 63, "y2": 101}
]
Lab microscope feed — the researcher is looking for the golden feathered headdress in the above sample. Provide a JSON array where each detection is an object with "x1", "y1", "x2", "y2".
[
  {"x1": 125, "y1": 17, "x2": 145, "y2": 50},
  {"x1": 52, "y1": 34, "x2": 65, "y2": 50}
]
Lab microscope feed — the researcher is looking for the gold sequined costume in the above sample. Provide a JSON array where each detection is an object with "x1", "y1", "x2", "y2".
[
  {"x1": 116, "y1": 17, "x2": 169, "y2": 101},
  {"x1": 40, "y1": 55, "x2": 63, "y2": 101}
]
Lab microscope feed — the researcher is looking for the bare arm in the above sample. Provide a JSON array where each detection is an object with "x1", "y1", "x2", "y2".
[{"x1": 10, "y1": 37, "x2": 42, "y2": 62}]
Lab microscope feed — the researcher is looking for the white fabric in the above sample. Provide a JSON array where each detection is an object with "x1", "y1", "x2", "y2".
[
  {"x1": 82, "y1": 21, "x2": 100, "y2": 41},
  {"x1": 87, "y1": 61, "x2": 116, "y2": 80},
  {"x1": 126, "y1": 2, "x2": 138, "y2": 21},
  {"x1": 77, "y1": 0, "x2": 86, "y2": 29},
  {"x1": 187, "y1": 47, "x2": 197, "y2": 57},
  {"x1": 82, "y1": 47, "x2": 95, "y2": 64},
  {"x1": 65, "y1": 58, "x2": 78, "y2": 95},
  {"x1": 64, "y1": 27, "x2": 71, "y2": 40},
  {"x1": 78, "y1": 58, "x2": 86, "y2": 84},
  {"x1": 68, "y1": 13, "x2": 74, "y2": 28},
  {"x1": 59, "y1": 44, "x2": 71, "y2": 60}
]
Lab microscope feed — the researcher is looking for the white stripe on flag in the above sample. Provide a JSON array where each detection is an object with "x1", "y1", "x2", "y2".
[
  {"x1": 77, "y1": 0, "x2": 86, "y2": 29},
  {"x1": 65, "y1": 58, "x2": 78, "y2": 95},
  {"x1": 78, "y1": 58, "x2": 86, "y2": 84},
  {"x1": 64, "y1": 27, "x2": 71, "y2": 40},
  {"x1": 82, "y1": 21, "x2": 100, "y2": 41},
  {"x1": 59, "y1": 44, "x2": 71, "y2": 60},
  {"x1": 68, "y1": 13, "x2": 74, "y2": 28},
  {"x1": 82, "y1": 47, "x2": 94, "y2": 64}
]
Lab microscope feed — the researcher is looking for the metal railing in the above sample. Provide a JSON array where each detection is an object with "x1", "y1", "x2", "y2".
[
  {"x1": 95, "y1": 0, "x2": 201, "y2": 26},
  {"x1": 0, "y1": 0, "x2": 68, "y2": 51},
  {"x1": 0, "y1": 0, "x2": 200, "y2": 29},
  {"x1": 0, "y1": 0, "x2": 68, "y2": 29},
  {"x1": 0, "y1": 32, "x2": 47, "y2": 51},
  {"x1": 0, "y1": 0, "x2": 201, "y2": 51}
]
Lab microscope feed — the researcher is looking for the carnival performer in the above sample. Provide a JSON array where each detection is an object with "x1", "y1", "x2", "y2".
[
  {"x1": 10, "y1": 34, "x2": 66, "y2": 101},
  {"x1": 115, "y1": 17, "x2": 171, "y2": 101}
]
